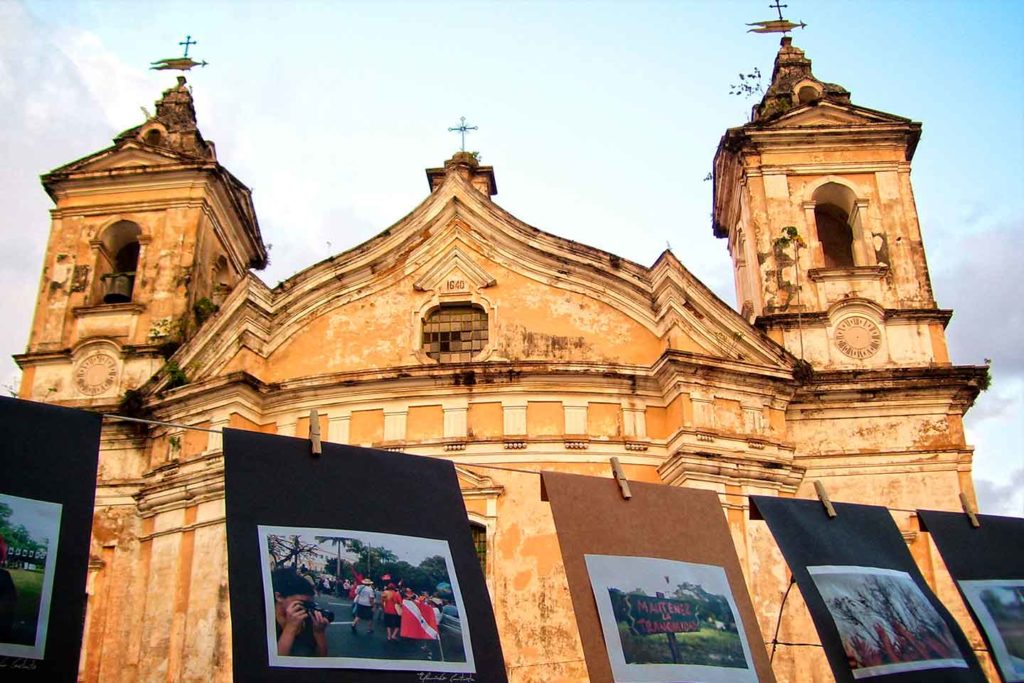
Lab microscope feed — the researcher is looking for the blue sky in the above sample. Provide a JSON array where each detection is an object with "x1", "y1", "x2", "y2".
[{"x1": 2, "y1": 0, "x2": 1021, "y2": 514}]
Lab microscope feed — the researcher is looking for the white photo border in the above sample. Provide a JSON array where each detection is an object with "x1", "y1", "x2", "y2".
[
  {"x1": 807, "y1": 565, "x2": 968, "y2": 680},
  {"x1": 584, "y1": 553, "x2": 758, "y2": 683},
  {"x1": 959, "y1": 579, "x2": 1024, "y2": 683},
  {"x1": 257, "y1": 524, "x2": 476, "y2": 673},
  {"x1": 0, "y1": 492, "x2": 62, "y2": 660}
]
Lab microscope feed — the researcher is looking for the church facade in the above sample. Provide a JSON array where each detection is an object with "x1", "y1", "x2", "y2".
[{"x1": 15, "y1": 40, "x2": 992, "y2": 682}]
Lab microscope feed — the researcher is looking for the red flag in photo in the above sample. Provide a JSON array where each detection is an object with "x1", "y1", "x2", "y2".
[{"x1": 399, "y1": 599, "x2": 439, "y2": 640}]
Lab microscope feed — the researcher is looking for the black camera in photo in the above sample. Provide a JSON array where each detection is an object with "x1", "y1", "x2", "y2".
[{"x1": 258, "y1": 524, "x2": 475, "y2": 674}]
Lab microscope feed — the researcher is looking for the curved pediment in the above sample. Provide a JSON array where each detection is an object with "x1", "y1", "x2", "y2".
[{"x1": 166, "y1": 168, "x2": 795, "y2": 391}]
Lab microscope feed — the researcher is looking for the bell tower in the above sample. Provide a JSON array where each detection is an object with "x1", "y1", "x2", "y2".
[
  {"x1": 16, "y1": 76, "x2": 267, "y2": 405},
  {"x1": 712, "y1": 38, "x2": 950, "y2": 370}
]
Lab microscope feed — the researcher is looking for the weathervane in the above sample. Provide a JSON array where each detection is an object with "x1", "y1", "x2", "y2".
[
  {"x1": 448, "y1": 116, "x2": 478, "y2": 152},
  {"x1": 150, "y1": 34, "x2": 208, "y2": 71},
  {"x1": 747, "y1": 0, "x2": 806, "y2": 34}
]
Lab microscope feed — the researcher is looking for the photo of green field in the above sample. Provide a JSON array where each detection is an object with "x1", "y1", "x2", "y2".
[
  {"x1": 608, "y1": 585, "x2": 747, "y2": 668},
  {"x1": 616, "y1": 619, "x2": 747, "y2": 667},
  {"x1": 1, "y1": 492, "x2": 62, "y2": 659},
  {"x1": 4, "y1": 569, "x2": 44, "y2": 645},
  {"x1": 585, "y1": 554, "x2": 758, "y2": 683}
]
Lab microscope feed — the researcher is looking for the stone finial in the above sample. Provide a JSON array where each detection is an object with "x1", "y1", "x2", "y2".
[
  {"x1": 426, "y1": 151, "x2": 498, "y2": 197},
  {"x1": 154, "y1": 76, "x2": 198, "y2": 129},
  {"x1": 118, "y1": 76, "x2": 215, "y2": 160},
  {"x1": 752, "y1": 37, "x2": 851, "y2": 122}
]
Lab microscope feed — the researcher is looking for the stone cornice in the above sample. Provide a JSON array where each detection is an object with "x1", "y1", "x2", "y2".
[
  {"x1": 659, "y1": 449, "x2": 805, "y2": 493},
  {"x1": 791, "y1": 365, "x2": 988, "y2": 412},
  {"x1": 44, "y1": 159, "x2": 266, "y2": 270},
  {"x1": 755, "y1": 307, "x2": 953, "y2": 330}
]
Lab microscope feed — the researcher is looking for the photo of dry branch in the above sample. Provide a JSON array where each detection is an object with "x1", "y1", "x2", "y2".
[{"x1": 808, "y1": 566, "x2": 967, "y2": 679}]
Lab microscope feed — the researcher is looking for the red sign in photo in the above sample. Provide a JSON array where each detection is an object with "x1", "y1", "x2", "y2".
[{"x1": 619, "y1": 592, "x2": 699, "y2": 635}]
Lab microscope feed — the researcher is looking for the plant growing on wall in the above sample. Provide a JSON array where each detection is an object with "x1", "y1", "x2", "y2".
[
  {"x1": 163, "y1": 361, "x2": 188, "y2": 389},
  {"x1": 774, "y1": 226, "x2": 810, "y2": 368},
  {"x1": 729, "y1": 67, "x2": 764, "y2": 98},
  {"x1": 193, "y1": 297, "x2": 219, "y2": 325}
]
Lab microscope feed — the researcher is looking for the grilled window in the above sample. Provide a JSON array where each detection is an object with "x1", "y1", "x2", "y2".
[{"x1": 422, "y1": 304, "x2": 488, "y2": 363}]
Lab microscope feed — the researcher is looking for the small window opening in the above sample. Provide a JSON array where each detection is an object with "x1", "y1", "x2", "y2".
[
  {"x1": 144, "y1": 129, "x2": 162, "y2": 146},
  {"x1": 797, "y1": 85, "x2": 820, "y2": 104},
  {"x1": 422, "y1": 304, "x2": 488, "y2": 363},
  {"x1": 470, "y1": 523, "x2": 487, "y2": 574},
  {"x1": 212, "y1": 255, "x2": 232, "y2": 304}
]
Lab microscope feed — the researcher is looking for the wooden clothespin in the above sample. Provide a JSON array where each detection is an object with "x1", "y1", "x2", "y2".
[
  {"x1": 309, "y1": 408, "x2": 322, "y2": 456},
  {"x1": 610, "y1": 457, "x2": 632, "y2": 500},
  {"x1": 959, "y1": 492, "x2": 981, "y2": 528},
  {"x1": 813, "y1": 480, "x2": 837, "y2": 519}
]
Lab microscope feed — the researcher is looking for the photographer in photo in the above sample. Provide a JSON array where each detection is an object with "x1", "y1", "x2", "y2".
[{"x1": 272, "y1": 567, "x2": 329, "y2": 657}]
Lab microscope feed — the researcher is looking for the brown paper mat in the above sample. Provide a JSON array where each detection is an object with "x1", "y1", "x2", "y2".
[{"x1": 543, "y1": 471, "x2": 775, "y2": 683}]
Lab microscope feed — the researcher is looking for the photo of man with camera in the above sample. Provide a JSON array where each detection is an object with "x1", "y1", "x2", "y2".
[{"x1": 272, "y1": 567, "x2": 330, "y2": 657}]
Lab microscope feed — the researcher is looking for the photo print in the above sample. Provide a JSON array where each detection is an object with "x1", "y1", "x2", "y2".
[
  {"x1": 959, "y1": 580, "x2": 1024, "y2": 682},
  {"x1": 0, "y1": 493, "x2": 62, "y2": 660},
  {"x1": 751, "y1": 495, "x2": 985, "y2": 683},
  {"x1": 258, "y1": 524, "x2": 475, "y2": 674},
  {"x1": 807, "y1": 566, "x2": 967, "y2": 679},
  {"x1": 585, "y1": 554, "x2": 757, "y2": 683},
  {"x1": 917, "y1": 508, "x2": 1024, "y2": 683},
  {"x1": 0, "y1": 396, "x2": 101, "y2": 681}
]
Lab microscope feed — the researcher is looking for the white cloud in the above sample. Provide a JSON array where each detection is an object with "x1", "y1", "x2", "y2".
[
  {"x1": 975, "y1": 469, "x2": 1024, "y2": 517},
  {"x1": 51, "y1": 26, "x2": 158, "y2": 132}
]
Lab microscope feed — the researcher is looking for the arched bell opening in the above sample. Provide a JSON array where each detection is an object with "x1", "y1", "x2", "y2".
[
  {"x1": 95, "y1": 221, "x2": 142, "y2": 304},
  {"x1": 812, "y1": 183, "x2": 858, "y2": 269}
]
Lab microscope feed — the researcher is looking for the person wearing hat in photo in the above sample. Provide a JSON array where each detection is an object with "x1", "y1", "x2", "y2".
[
  {"x1": 381, "y1": 582, "x2": 403, "y2": 642},
  {"x1": 351, "y1": 577, "x2": 376, "y2": 634}
]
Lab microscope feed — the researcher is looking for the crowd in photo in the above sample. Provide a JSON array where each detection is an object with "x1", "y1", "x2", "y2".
[{"x1": 272, "y1": 565, "x2": 462, "y2": 659}]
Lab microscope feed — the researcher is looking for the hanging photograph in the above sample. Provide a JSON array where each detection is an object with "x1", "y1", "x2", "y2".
[
  {"x1": 806, "y1": 566, "x2": 967, "y2": 679},
  {"x1": 543, "y1": 472, "x2": 775, "y2": 682},
  {"x1": 0, "y1": 397, "x2": 101, "y2": 681},
  {"x1": 257, "y1": 525, "x2": 474, "y2": 673},
  {"x1": 958, "y1": 580, "x2": 1024, "y2": 682},
  {"x1": 918, "y1": 508, "x2": 1024, "y2": 683},
  {"x1": 224, "y1": 428, "x2": 507, "y2": 682},
  {"x1": 0, "y1": 493, "x2": 62, "y2": 660},
  {"x1": 750, "y1": 496, "x2": 985, "y2": 683},
  {"x1": 585, "y1": 554, "x2": 757, "y2": 683}
]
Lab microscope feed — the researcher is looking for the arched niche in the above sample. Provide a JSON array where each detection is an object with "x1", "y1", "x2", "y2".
[
  {"x1": 211, "y1": 255, "x2": 233, "y2": 304},
  {"x1": 93, "y1": 220, "x2": 142, "y2": 304}
]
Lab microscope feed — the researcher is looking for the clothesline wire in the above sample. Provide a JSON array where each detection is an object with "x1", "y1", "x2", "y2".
[
  {"x1": 106, "y1": 413, "x2": 224, "y2": 434},
  {"x1": 101, "y1": 412, "x2": 944, "y2": 515}
]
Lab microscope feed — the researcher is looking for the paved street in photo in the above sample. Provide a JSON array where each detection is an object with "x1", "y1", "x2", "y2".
[{"x1": 315, "y1": 595, "x2": 446, "y2": 662}]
